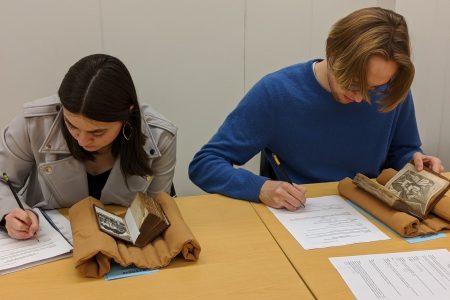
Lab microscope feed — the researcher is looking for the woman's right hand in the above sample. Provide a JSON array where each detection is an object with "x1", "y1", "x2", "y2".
[{"x1": 5, "y1": 208, "x2": 39, "y2": 239}]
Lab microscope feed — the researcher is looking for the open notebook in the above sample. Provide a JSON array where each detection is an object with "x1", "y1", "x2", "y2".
[{"x1": 0, "y1": 209, "x2": 73, "y2": 275}]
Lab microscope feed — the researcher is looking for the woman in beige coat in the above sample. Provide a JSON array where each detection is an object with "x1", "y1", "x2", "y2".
[{"x1": 0, "y1": 54, "x2": 177, "y2": 239}]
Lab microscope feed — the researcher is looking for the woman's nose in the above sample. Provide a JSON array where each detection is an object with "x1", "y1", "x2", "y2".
[{"x1": 77, "y1": 132, "x2": 92, "y2": 146}]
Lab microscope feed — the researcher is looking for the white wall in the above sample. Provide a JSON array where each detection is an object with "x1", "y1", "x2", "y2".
[
  {"x1": 395, "y1": 0, "x2": 450, "y2": 167},
  {"x1": 0, "y1": 0, "x2": 102, "y2": 119},
  {"x1": 1, "y1": 0, "x2": 448, "y2": 196}
]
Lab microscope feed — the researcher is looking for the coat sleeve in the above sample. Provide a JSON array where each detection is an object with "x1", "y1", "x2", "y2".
[
  {"x1": 0, "y1": 114, "x2": 35, "y2": 217},
  {"x1": 146, "y1": 129, "x2": 177, "y2": 198}
]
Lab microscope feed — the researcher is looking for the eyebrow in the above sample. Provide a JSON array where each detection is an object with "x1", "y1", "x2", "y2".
[{"x1": 63, "y1": 117, "x2": 108, "y2": 134}]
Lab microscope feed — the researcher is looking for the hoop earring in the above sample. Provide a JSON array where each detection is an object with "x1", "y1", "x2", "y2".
[{"x1": 122, "y1": 121, "x2": 133, "y2": 141}]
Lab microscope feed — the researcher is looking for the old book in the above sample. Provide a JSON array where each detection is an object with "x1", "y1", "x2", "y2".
[
  {"x1": 93, "y1": 192, "x2": 170, "y2": 247},
  {"x1": 353, "y1": 163, "x2": 450, "y2": 219}
]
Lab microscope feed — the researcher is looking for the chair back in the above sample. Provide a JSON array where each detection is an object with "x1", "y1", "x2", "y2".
[
  {"x1": 259, "y1": 150, "x2": 277, "y2": 180},
  {"x1": 170, "y1": 183, "x2": 177, "y2": 197}
]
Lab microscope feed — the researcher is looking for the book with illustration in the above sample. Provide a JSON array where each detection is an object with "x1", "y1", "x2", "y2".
[
  {"x1": 353, "y1": 163, "x2": 450, "y2": 219},
  {"x1": 93, "y1": 192, "x2": 170, "y2": 247}
]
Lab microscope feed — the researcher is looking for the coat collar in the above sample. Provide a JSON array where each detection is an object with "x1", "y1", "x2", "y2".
[
  {"x1": 38, "y1": 110, "x2": 70, "y2": 154},
  {"x1": 38, "y1": 109, "x2": 161, "y2": 159}
]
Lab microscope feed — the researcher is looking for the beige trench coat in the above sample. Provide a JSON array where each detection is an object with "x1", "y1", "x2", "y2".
[{"x1": 0, "y1": 95, "x2": 177, "y2": 217}]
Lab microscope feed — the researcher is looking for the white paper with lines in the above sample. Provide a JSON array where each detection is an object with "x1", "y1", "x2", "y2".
[
  {"x1": 269, "y1": 195, "x2": 389, "y2": 249},
  {"x1": 330, "y1": 249, "x2": 450, "y2": 300}
]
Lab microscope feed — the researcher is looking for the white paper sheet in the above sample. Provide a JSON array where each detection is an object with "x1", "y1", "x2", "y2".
[
  {"x1": 42, "y1": 209, "x2": 73, "y2": 245},
  {"x1": 330, "y1": 249, "x2": 450, "y2": 300},
  {"x1": 269, "y1": 195, "x2": 389, "y2": 249},
  {"x1": 0, "y1": 209, "x2": 73, "y2": 275}
]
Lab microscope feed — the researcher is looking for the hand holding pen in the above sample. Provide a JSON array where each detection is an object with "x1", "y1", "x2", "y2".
[
  {"x1": 2, "y1": 173, "x2": 39, "y2": 240},
  {"x1": 258, "y1": 154, "x2": 306, "y2": 211}
]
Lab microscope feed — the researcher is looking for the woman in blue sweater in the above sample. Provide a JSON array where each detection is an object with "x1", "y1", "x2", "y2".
[{"x1": 189, "y1": 7, "x2": 443, "y2": 211}]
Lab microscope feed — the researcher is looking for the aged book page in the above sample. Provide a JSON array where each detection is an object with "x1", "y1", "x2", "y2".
[
  {"x1": 384, "y1": 163, "x2": 449, "y2": 218},
  {"x1": 352, "y1": 173, "x2": 411, "y2": 215},
  {"x1": 353, "y1": 163, "x2": 450, "y2": 219},
  {"x1": 124, "y1": 192, "x2": 170, "y2": 247},
  {"x1": 94, "y1": 193, "x2": 170, "y2": 247}
]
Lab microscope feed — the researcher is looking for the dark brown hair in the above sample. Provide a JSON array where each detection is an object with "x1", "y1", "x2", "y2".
[{"x1": 58, "y1": 54, "x2": 152, "y2": 177}]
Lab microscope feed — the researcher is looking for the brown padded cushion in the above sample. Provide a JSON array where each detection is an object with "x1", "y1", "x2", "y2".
[
  {"x1": 338, "y1": 169, "x2": 450, "y2": 237},
  {"x1": 69, "y1": 192, "x2": 201, "y2": 278}
]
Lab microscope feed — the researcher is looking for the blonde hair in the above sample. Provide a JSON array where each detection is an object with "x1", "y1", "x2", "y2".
[{"x1": 326, "y1": 7, "x2": 414, "y2": 112}]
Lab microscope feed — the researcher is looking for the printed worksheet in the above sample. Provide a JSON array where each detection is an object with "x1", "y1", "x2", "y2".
[
  {"x1": 330, "y1": 249, "x2": 450, "y2": 300},
  {"x1": 42, "y1": 209, "x2": 73, "y2": 245},
  {"x1": 269, "y1": 195, "x2": 389, "y2": 249}
]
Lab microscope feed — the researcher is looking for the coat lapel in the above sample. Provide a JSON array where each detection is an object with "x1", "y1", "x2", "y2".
[
  {"x1": 101, "y1": 157, "x2": 151, "y2": 206},
  {"x1": 38, "y1": 156, "x2": 89, "y2": 206},
  {"x1": 37, "y1": 111, "x2": 89, "y2": 206}
]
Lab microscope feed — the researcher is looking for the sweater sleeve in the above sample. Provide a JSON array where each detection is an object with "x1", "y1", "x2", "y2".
[
  {"x1": 384, "y1": 91, "x2": 422, "y2": 170},
  {"x1": 189, "y1": 78, "x2": 275, "y2": 202}
]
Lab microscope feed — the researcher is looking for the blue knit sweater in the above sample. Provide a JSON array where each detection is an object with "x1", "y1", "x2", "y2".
[{"x1": 189, "y1": 59, "x2": 422, "y2": 202}]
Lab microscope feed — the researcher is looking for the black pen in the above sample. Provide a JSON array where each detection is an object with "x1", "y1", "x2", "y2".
[
  {"x1": 271, "y1": 153, "x2": 305, "y2": 208},
  {"x1": 2, "y1": 172, "x2": 24, "y2": 209},
  {"x1": 2, "y1": 172, "x2": 38, "y2": 240}
]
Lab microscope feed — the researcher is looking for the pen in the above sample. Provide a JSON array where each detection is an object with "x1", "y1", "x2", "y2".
[
  {"x1": 271, "y1": 153, "x2": 305, "y2": 208},
  {"x1": 2, "y1": 172, "x2": 39, "y2": 241},
  {"x1": 2, "y1": 172, "x2": 24, "y2": 209}
]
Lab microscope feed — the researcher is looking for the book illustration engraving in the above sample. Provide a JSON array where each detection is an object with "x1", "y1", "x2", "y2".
[
  {"x1": 386, "y1": 169, "x2": 434, "y2": 217},
  {"x1": 353, "y1": 163, "x2": 450, "y2": 219},
  {"x1": 94, "y1": 207, "x2": 132, "y2": 242},
  {"x1": 93, "y1": 192, "x2": 170, "y2": 247}
]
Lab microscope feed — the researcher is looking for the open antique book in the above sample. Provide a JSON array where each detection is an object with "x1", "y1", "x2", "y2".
[
  {"x1": 353, "y1": 163, "x2": 450, "y2": 219},
  {"x1": 93, "y1": 192, "x2": 170, "y2": 247}
]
